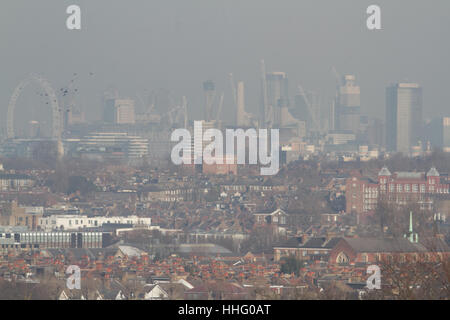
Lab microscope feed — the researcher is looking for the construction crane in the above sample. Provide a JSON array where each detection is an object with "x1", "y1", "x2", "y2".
[
  {"x1": 165, "y1": 96, "x2": 189, "y2": 127},
  {"x1": 297, "y1": 84, "x2": 320, "y2": 133},
  {"x1": 162, "y1": 103, "x2": 182, "y2": 127}
]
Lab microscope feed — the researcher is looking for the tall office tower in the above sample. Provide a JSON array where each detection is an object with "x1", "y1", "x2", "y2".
[
  {"x1": 266, "y1": 72, "x2": 289, "y2": 127},
  {"x1": 104, "y1": 99, "x2": 136, "y2": 124},
  {"x1": 386, "y1": 82, "x2": 423, "y2": 154},
  {"x1": 329, "y1": 99, "x2": 336, "y2": 131},
  {"x1": 236, "y1": 81, "x2": 247, "y2": 127},
  {"x1": 64, "y1": 102, "x2": 86, "y2": 126},
  {"x1": 423, "y1": 117, "x2": 448, "y2": 149},
  {"x1": 335, "y1": 75, "x2": 361, "y2": 134},
  {"x1": 259, "y1": 60, "x2": 269, "y2": 127},
  {"x1": 191, "y1": 120, "x2": 221, "y2": 163},
  {"x1": 444, "y1": 117, "x2": 450, "y2": 151},
  {"x1": 28, "y1": 120, "x2": 40, "y2": 138},
  {"x1": 203, "y1": 80, "x2": 216, "y2": 121},
  {"x1": 367, "y1": 117, "x2": 384, "y2": 147}
]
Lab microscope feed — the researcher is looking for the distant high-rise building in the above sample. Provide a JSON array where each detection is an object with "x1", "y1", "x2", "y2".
[
  {"x1": 367, "y1": 118, "x2": 384, "y2": 148},
  {"x1": 236, "y1": 81, "x2": 247, "y2": 127},
  {"x1": 191, "y1": 120, "x2": 220, "y2": 164},
  {"x1": 443, "y1": 117, "x2": 450, "y2": 151},
  {"x1": 266, "y1": 72, "x2": 289, "y2": 127},
  {"x1": 28, "y1": 120, "x2": 40, "y2": 138},
  {"x1": 203, "y1": 80, "x2": 216, "y2": 121},
  {"x1": 104, "y1": 99, "x2": 136, "y2": 124},
  {"x1": 65, "y1": 108, "x2": 86, "y2": 126},
  {"x1": 259, "y1": 60, "x2": 269, "y2": 127},
  {"x1": 424, "y1": 117, "x2": 447, "y2": 149},
  {"x1": 329, "y1": 99, "x2": 336, "y2": 131},
  {"x1": 335, "y1": 75, "x2": 361, "y2": 134},
  {"x1": 386, "y1": 82, "x2": 423, "y2": 154}
]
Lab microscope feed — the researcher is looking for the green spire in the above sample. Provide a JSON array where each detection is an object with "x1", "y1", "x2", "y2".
[
  {"x1": 406, "y1": 211, "x2": 418, "y2": 243},
  {"x1": 409, "y1": 211, "x2": 413, "y2": 233}
]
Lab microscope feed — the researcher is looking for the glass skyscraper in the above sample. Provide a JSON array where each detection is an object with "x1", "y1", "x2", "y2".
[{"x1": 386, "y1": 83, "x2": 423, "y2": 154}]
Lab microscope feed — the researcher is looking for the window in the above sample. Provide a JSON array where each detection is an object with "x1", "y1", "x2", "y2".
[
  {"x1": 336, "y1": 252, "x2": 349, "y2": 264},
  {"x1": 420, "y1": 185, "x2": 426, "y2": 193}
]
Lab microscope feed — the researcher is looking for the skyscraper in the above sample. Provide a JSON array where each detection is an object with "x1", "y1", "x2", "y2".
[
  {"x1": 236, "y1": 81, "x2": 248, "y2": 127},
  {"x1": 203, "y1": 80, "x2": 216, "y2": 121},
  {"x1": 259, "y1": 60, "x2": 269, "y2": 127},
  {"x1": 444, "y1": 117, "x2": 450, "y2": 151},
  {"x1": 266, "y1": 72, "x2": 289, "y2": 127},
  {"x1": 386, "y1": 82, "x2": 423, "y2": 154},
  {"x1": 104, "y1": 98, "x2": 136, "y2": 124},
  {"x1": 335, "y1": 75, "x2": 361, "y2": 134}
]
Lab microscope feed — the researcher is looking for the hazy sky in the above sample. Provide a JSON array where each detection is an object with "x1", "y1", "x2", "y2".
[{"x1": 1, "y1": 0, "x2": 449, "y2": 128}]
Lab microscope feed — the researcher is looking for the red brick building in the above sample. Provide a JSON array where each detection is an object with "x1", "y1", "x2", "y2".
[
  {"x1": 346, "y1": 167, "x2": 450, "y2": 216},
  {"x1": 329, "y1": 237, "x2": 450, "y2": 265}
]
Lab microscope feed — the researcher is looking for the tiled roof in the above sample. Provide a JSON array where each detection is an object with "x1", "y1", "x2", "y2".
[
  {"x1": 343, "y1": 238, "x2": 427, "y2": 253},
  {"x1": 395, "y1": 172, "x2": 424, "y2": 179}
]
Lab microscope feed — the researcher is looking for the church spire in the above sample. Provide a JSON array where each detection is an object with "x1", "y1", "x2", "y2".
[{"x1": 405, "y1": 211, "x2": 419, "y2": 243}]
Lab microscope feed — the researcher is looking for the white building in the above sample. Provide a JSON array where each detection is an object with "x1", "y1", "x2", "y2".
[
  {"x1": 38, "y1": 215, "x2": 151, "y2": 232},
  {"x1": 77, "y1": 132, "x2": 148, "y2": 159}
]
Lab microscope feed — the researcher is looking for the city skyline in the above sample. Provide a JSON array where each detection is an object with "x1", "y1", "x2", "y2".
[
  {"x1": 1, "y1": 0, "x2": 450, "y2": 129},
  {"x1": 0, "y1": 1, "x2": 449, "y2": 302}
]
